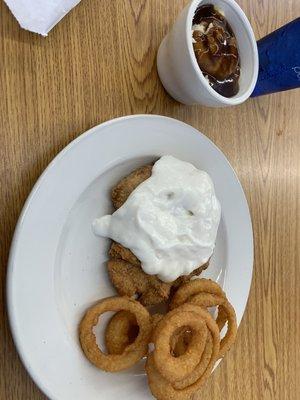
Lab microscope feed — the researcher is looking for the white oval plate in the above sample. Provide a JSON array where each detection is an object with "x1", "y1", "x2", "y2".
[{"x1": 7, "y1": 115, "x2": 253, "y2": 400}]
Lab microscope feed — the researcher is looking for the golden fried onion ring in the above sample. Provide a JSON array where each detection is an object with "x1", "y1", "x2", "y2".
[
  {"x1": 151, "y1": 313, "x2": 193, "y2": 359},
  {"x1": 153, "y1": 309, "x2": 208, "y2": 382},
  {"x1": 79, "y1": 296, "x2": 151, "y2": 372},
  {"x1": 146, "y1": 303, "x2": 220, "y2": 399},
  {"x1": 170, "y1": 279, "x2": 225, "y2": 310},
  {"x1": 105, "y1": 310, "x2": 139, "y2": 355},
  {"x1": 170, "y1": 279, "x2": 237, "y2": 359}
]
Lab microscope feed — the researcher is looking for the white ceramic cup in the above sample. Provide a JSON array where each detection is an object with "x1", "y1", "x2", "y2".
[{"x1": 157, "y1": 0, "x2": 259, "y2": 107}]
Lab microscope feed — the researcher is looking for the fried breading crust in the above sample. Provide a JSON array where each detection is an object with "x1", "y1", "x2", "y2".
[
  {"x1": 111, "y1": 165, "x2": 152, "y2": 209},
  {"x1": 108, "y1": 259, "x2": 171, "y2": 306},
  {"x1": 109, "y1": 242, "x2": 140, "y2": 267}
]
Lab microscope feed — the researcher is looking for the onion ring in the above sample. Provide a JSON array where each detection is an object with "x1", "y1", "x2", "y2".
[
  {"x1": 169, "y1": 304, "x2": 220, "y2": 390},
  {"x1": 105, "y1": 310, "x2": 139, "y2": 355},
  {"x1": 146, "y1": 304, "x2": 220, "y2": 399},
  {"x1": 79, "y1": 296, "x2": 151, "y2": 372},
  {"x1": 169, "y1": 279, "x2": 226, "y2": 310},
  {"x1": 151, "y1": 313, "x2": 192, "y2": 358},
  {"x1": 170, "y1": 280, "x2": 237, "y2": 359},
  {"x1": 153, "y1": 308, "x2": 208, "y2": 382},
  {"x1": 186, "y1": 292, "x2": 237, "y2": 357}
]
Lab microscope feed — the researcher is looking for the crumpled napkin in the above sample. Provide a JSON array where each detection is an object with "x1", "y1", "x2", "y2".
[{"x1": 4, "y1": 0, "x2": 82, "y2": 36}]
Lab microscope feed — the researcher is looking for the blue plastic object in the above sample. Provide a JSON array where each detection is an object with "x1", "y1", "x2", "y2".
[{"x1": 251, "y1": 18, "x2": 300, "y2": 97}]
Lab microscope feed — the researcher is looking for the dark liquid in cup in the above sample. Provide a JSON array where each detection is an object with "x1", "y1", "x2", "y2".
[{"x1": 192, "y1": 4, "x2": 240, "y2": 97}]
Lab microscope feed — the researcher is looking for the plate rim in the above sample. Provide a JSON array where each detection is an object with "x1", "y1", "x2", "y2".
[{"x1": 7, "y1": 114, "x2": 254, "y2": 400}]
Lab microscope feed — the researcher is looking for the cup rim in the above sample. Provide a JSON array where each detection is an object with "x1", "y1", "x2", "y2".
[{"x1": 186, "y1": 0, "x2": 259, "y2": 105}]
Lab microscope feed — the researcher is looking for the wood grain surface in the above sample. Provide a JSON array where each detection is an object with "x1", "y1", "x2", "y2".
[{"x1": 0, "y1": 0, "x2": 299, "y2": 399}]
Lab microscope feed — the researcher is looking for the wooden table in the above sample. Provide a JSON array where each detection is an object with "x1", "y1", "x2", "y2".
[{"x1": 1, "y1": 0, "x2": 299, "y2": 399}]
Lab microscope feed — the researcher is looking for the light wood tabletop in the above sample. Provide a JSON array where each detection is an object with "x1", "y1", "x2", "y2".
[{"x1": 0, "y1": 0, "x2": 299, "y2": 399}]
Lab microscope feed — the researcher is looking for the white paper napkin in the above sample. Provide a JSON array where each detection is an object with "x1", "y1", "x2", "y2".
[{"x1": 4, "y1": 0, "x2": 82, "y2": 36}]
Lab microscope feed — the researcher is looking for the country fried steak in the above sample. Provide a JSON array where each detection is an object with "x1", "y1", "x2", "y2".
[{"x1": 107, "y1": 165, "x2": 210, "y2": 306}]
